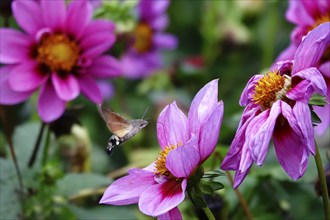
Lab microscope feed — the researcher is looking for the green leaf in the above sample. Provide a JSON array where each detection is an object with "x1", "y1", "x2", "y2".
[
  {"x1": 198, "y1": 181, "x2": 215, "y2": 195},
  {"x1": 56, "y1": 173, "x2": 112, "y2": 197},
  {"x1": 309, "y1": 94, "x2": 328, "y2": 106},
  {"x1": 311, "y1": 109, "x2": 322, "y2": 125},
  {"x1": 202, "y1": 169, "x2": 225, "y2": 178},
  {"x1": 188, "y1": 190, "x2": 207, "y2": 208},
  {"x1": 208, "y1": 181, "x2": 224, "y2": 191},
  {"x1": 0, "y1": 159, "x2": 22, "y2": 220}
]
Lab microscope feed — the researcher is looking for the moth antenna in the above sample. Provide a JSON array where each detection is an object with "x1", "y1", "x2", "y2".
[{"x1": 141, "y1": 106, "x2": 150, "y2": 120}]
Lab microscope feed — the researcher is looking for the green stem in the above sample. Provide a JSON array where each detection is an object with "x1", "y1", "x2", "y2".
[
  {"x1": 41, "y1": 126, "x2": 51, "y2": 167},
  {"x1": 28, "y1": 122, "x2": 46, "y2": 168},
  {"x1": 314, "y1": 140, "x2": 330, "y2": 220},
  {"x1": 202, "y1": 206, "x2": 216, "y2": 220}
]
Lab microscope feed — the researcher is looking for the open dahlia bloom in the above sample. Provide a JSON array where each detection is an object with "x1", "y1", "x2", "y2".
[
  {"x1": 0, "y1": 0, "x2": 121, "y2": 122},
  {"x1": 221, "y1": 25, "x2": 328, "y2": 188},
  {"x1": 100, "y1": 79, "x2": 224, "y2": 219},
  {"x1": 121, "y1": 0, "x2": 177, "y2": 79}
]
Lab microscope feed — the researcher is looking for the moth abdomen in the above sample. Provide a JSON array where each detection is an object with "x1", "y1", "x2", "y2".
[{"x1": 105, "y1": 135, "x2": 124, "y2": 155}]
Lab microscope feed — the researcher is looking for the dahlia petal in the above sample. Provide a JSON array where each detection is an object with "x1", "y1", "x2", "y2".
[
  {"x1": 9, "y1": 62, "x2": 47, "y2": 92},
  {"x1": 314, "y1": 104, "x2": 330, "y2": 135},
  {"x1": 139, "y1": 179, "x2": 186, "y2": 216},
  {"x1": 97, "y1": 81, "x2": 115, "y2": 100},
  {"x1": 0, "y1": 29, "x2": 32, "y2": 64},
  {"x1": 246, "y1": 101, "x2": 281, "y2": 165},
  {"x1": 38, "y1": 82, "x2": 66, "y2": 122},
  {"x1": 233, "y1": 164, "x2": 252, "y2": 189},
  {"x1": 293, "y1": 22, "x2": 330, "y2": 73},
  {"x1": 188, "y1": 79, "x2": 219, "y2": 137},
  {"x1": 166, "y1": 135, "x2": 200, "y2": 178},
  {"x1": 286, "y1": 79, "x2": 311, "y2": 101},
  {"x1": 301, "y1": 0, "x2": 323, "y2": 18},
  {"x1": 65, "y1": 0, "x2": 93, "y2": 39},
  {"x1": 285, "y1": 0, "x2": 314, "y2": 26},
  {"x1": 12, "y1": 1, "x2": 43, "y2": 36},
  {"x1": 157, "y1": 102, "x2": 189, "y2": 149},
  {"x1": 273, "y1": 43, "x2": 297, "y2": 64},
  {"x1": 151, "y1": 15, "x2": 169, "y2": 31},
  {"x1": 51, "y1": 74, "x2": 80, "y2": 101},
  {"x1": 41, "y1": 0, "x2": 66, "y2": 31},
  {"x1": 81, "y1": 19, "x2": 115, "y2": 39},
  {"x1": 290, "y1": 67, "x2": 327, "y2": 99},
  {"x1": 100, "y1": 169, "x2": 155, "y2": 205},
  {"x1": 199, "y1": 101, "x2": 224, "y2": 161},
  {"x1": 77, "y1": 75, "x2": 102, "y2": 103},
  {"x1": 139, "y1": 0, "x2": 169, "y2": 21},
  {"x1": 239, "y1": 75, "x2": 263, "y2": 106},
  {"x1": 319, "y1": 61, "x2": 330, "y2": 78},
  {"x1": 0, "y1": 66, "x2": 34, "y2": 104},
  {"x1": 85, "y1": 56, "x2": 122, "y2": 78},
  {"x1": 238, "y1": 142, "x2": 253, "y2": 173},
  {"x1": 293, "y1": 101, "x2": 315, "y2": 154},
  {"x1": 81, "y1": 33, "x2": 116, "y2": 58},
  {"x1": 158, "y1": 207, "x2": 182, "y2": 220},
  {"x1": 153, "y1": 33, "x2": 177, "y2": 50},
  {"x1": 221, "y1": 106, "x2": 258, "y2": 170},
  {"x1": 273, "y1": 118, "x2": 310, "y2": 180}
]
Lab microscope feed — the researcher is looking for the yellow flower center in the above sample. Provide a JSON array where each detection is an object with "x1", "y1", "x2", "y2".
[
  {"x1": 36, "y1": 34, "x2": 80, "y2": 72},
  {"x1": 308, "y1": 13, "x2": 330, "y2": 33},
  {"x1": 253, "y1": 71, "x2": 291, "y2": 110},
  {"x1": 133, "y1": 23, "x2": 153, "y2": 53},
  {"x1": 155, "y1": 144, "x2": 180, "y2": 176}
]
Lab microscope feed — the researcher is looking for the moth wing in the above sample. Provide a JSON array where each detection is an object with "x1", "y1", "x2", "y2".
[{"x1": 97, "y1": 104, "x2": 133, "y2": 138}]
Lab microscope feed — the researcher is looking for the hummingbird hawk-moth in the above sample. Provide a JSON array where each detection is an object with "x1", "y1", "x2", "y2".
[{"x1": 97, "y1": 104, "x2": 148, "y2": 155}]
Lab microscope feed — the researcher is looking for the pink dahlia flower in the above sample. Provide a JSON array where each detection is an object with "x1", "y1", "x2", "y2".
[
  {"x1": 0, "y1": 0, "x2": 121, "y2": 122},
  {"x1": 221, "y1": 23, "x2": 329, "y2": 188},
  {"x1": 121, "y1": 0, "x2": 177, "y2": 79},
  {"x1": 275, "y1": 0, "x2": 330, "y2": 134},
  {"x1": 100, "y1": 79, "x2": 224, "y2": 219}
]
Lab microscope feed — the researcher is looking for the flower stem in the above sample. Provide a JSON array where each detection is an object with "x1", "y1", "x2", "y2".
[
  {"x1": 41, "y1": 126, "x2": 51, "y2": 166},
  {"x1": 28, "y1": 122, "x2": 46, "y2": 168},
  {"x1": 314, "y1": 140, "x2": 330, "y2": 220},
  {"x1": 202, "y1": 206, "x2": 216, "y2": 220}
]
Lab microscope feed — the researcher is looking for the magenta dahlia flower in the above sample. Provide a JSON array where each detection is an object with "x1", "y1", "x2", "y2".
[
  {"x1": 275, "y1": 1, "x2": 330, "y2": 134},
  {"x1": 0, "y1": 0, "x2": 121, "y2": 122},
  {"x1": 121, "y1": 0, "x2": 177, "y2": 79},
  {"x1": 221, "y1": 23, "x2": 329, "y2": 188},
  {"x1": 100, "y1": 79, "x2": 224, "y2": 219}
]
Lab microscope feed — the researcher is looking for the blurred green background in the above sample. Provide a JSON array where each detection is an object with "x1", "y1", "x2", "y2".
[{"x1": 0, "y1": 0, "x2": 329, "y2": 220}]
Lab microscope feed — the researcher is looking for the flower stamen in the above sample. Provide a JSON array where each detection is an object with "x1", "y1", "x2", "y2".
[
  {"x1": 133, "y1": 23, "x2": 153, "y2": 53},
  {"x1": 253, "y1": 71, "x2": 291, "y2": 110},
  {"x1": 154, "y1": 144, "x2": 180, "y2": 176},
  {"x1": 36, "y1": 34, "x2": 80, "y2": 73}
]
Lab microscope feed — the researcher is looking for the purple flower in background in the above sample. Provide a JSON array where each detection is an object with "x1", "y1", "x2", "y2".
[
  {"x1": 275, "y1": 0, "x2": 330, "y2": 134},
  {"x1": 121, "y1": 0, "x2": 177, "y2": 79},
  {"x1": 221, "y1": 24, "x2": 329, "y2": 188},
  {"x1": 0, "y1": 0, "x2": 121, "y2": 122},
  {"x1": 100, "y1": 80, "x2": 224, "y2": 219}
]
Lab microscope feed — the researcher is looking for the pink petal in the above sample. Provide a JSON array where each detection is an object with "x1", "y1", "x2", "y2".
[
  {"x1": 151, "y1": 15, "x2": 169, "y2": 31},
  {"x1": 0, "y1": 65, "x2": 34, "y2": 104},
  {"x1": 9, "y1": 62, "x2": 47, "y2": 92},
  {"x1": 292, "y1": 101, "x2": 315, "y2": 154},
  {"x1": 65, "y1": 0, "x2": 93, "y2": 39},
  {"x1": 273, "y1": 43, "x2": 297, "y2": 65},
  {"x1": 80, "y1": 33, "x2": 116, "y2": 58},
  {"x1": 77, "y1": 75, "x2": 102, "y2": 103},
  {"x1": 199, "y1": 101, "x2": 224, "y2": 162},
  {"x1": 139, "y1": 179, "x2": 186, "y2": 216},
  {"x1": 51, "y1": 74, "x2": 80, "y2": 101},
  {"x1": 221, "y1": 105, "x2": 258, "y2": 170},
  {"x1": 158, "y1": 207, "x2": 182, "y2": 220},
  {"x1": 239, "y1": 75, "x2": 263, "y2": 106},
  {"x1": 85, "y1": 56, "x2": 122, "y2": 78},
  {"x1": 0, "y1": 29, "x2": 33, "y2": 64},
  {"x1": 12, "y1": 0, "x2": 44, "y2": 36},
  {"x1": 246, "y1": 101, "x2": 281, "y2": 165},
  {"x1": 153, "y1": 33, "x2": 177, "y2": 50},
  {"x1": 37, "y1": 82, "x2": 66, "y2": 122},
  {"x1": 81, "y1": 19, "x2": 115, "y2": 37},
  {"x1": 166, "y1": 135, "x2": 200, "y2": 178},
  {"x1": 157, "y1": 102, "x2": 189, "y2": 149},
  {"x1": 314, "y1": 104, "x2": 330, "y2": 135},
  {"x1": 40, "y1": 0, "x2": 66, "y2": 31},
  {"x1": 273, "y1": 118, "x2": 310, "y2": 180},
  {"x1": 188, "y1": 79, "x2": 219, "y2": 137},
  {"x1": 233, "y1": 165, "x2": 252, "y2": 189},
  {"x1": 285, "y1": 0, "x2": 314, "y2": 26},
  {"x1": 100, "y1": 169, "x2": 155, "y2": 205},
  {"x1": 293, "y1": 22, "x2": 330, "y2": 73}
]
